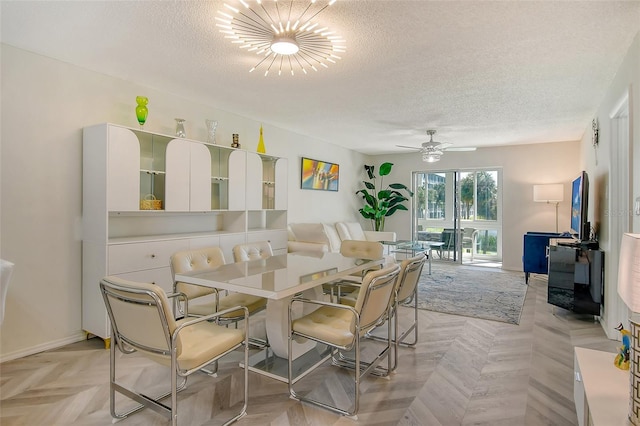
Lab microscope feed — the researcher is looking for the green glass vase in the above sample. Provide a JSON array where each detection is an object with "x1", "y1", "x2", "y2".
[{"x1": 135, "y1": 96, "x2": 148, "y2": 129}]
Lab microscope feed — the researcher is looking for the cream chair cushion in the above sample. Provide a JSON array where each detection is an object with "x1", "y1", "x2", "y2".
[
  {"x1": 172, "y1": 247, "x2": 225, "y2": 299},
  {"x1": 292, "y1": 264, "x2": 400, "y2": 347},
  {"x1": 291, "y1": 306, "x2": 355, "y2": 347},
  {"x1": 173, "y1": 317, "x2": 245, "y2": 370},
  {"x1": 233, "y1": 241, "x2": 273, "y2": 262},
  {"x1": 340, "y1": 240, "x2": 384, "y2": 260}
]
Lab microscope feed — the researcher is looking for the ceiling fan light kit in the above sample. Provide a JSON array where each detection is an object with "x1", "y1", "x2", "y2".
[{"x1": 217, "y1": 0, "x2": 346, "y2": 76}]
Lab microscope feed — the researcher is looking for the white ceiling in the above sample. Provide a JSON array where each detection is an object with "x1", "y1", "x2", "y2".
[{"x1": 1, "y1": 1, "x2": 639, "y2": 155}]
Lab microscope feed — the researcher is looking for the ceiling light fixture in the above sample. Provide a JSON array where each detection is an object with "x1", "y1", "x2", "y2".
[
  {"x1": 217, "y1": 0, "x2": 346, "y2": 76},
  {"x1": 422, "y1": 152, "x2": 442, "y2": 163},
  {"x1": 420, "y1": 130, "x2": 446, "y2": 162}
]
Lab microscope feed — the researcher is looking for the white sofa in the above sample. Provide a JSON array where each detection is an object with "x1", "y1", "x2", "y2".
[{"x1": 287, "y1": 222, "x2": 396, "y2": 253}]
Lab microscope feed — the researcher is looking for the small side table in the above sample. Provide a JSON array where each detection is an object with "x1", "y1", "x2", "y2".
[{"x1": 381, "y1": 241, "x2": 439, "y2": 274}]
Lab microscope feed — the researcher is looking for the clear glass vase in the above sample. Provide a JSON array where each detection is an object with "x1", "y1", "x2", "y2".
[
  {"x1": 175, "y1": 118, "x2": 186, "y2": 138},
  {"x1": 205, "y1": 119, "x2": 218, "y2": 144}
]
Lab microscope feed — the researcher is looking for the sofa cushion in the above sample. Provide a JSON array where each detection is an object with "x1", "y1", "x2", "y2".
[
  {"x1": 288, "y1": 223, "x2": 328, "y2": 244},
  {"x1": 336, "y1": 222, "x2": 367, "y2": 241},
  {"x1": 323, "y1": 223, "x2": 342, "y2": 252}
]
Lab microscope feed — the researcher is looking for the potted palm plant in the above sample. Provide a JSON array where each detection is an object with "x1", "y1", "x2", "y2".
[{"x1": 356, "y1": 162, "x2": 413, "y2": 231}]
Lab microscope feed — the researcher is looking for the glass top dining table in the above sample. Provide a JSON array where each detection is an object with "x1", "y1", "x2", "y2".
[{"x1": 174, "y1": 251, "x2": 385, "y2": 382}]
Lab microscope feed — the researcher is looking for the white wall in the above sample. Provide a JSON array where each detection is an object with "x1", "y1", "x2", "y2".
[
  {"x1": 371, "y1": 141, "x2": 581, "y2": 271},
  {"x1": 2, "y1": 30, "x2": 638, "y2": 359},
  {"x1": 580, "y1": 31, "x2": 640, "y2": 339},
  {"x1": 0, "y1": 44, "x2": 367, "y2": 361}
]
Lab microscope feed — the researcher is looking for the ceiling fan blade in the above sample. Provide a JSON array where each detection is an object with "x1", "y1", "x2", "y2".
[
  {"x1": 444, "y1": 147, "x2": 477, "y2": 152},
  {"x1": 396, "y1": 145, "x2": 422, "y2": 151}
]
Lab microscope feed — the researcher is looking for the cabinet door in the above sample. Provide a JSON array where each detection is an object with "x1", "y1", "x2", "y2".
[
  {"x1": 190, "y1": 142, "x2": 212, "y2": 211},
  {"x1": 165, "y1": 139, "x2": 191, "y2": 211},
  {"x1": 107, "y1": 126, "x2": 140, "y2": 211},
  {"x1": 274, "y1": 158, "x2": 288, "y2": 210},
  {"x1": 548, "y1": 246, "x2": 576, "y2": 311},
  {"x1": 245, "y1": 152, "x2": 263, "y2": 210},
  {"x1": 228, "y1": 150, "x2": 247, "y2": 210}
]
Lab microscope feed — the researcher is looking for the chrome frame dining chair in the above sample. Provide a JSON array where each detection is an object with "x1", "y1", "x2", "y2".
[
  {"x1": 287, "y1": 263, "x2": 400, "y2": 418},
  {"x1": 325, "y1": 239, "x2": 385, "y2": 301},
  {"x1": 337, "y1": 253, "x2": 425, "y2": 372},
  {"x1": 100, "y1": 276, "x2": 248, "y2": 426}
]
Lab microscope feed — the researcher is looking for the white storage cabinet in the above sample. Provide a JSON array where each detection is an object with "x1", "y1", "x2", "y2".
[{"x1": 82, "y1": 123, "x2": 288, "y2": 345}]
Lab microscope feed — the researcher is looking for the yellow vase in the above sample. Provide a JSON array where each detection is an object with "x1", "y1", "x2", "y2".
[{"x1": 257, "y1": 125, "x2": 266, "y2": 153}]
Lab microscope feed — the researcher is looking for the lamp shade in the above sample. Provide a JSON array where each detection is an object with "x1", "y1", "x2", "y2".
[
  {"x1": 533, "y1": 184, "x2": 564, "y2": 203},
  {"x1": 618, "y1": 233, "x2": 640, "y2": 312}
]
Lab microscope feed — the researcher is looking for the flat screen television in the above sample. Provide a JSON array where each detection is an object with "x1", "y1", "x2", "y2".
[{"x1": 570, "y1": 171, "x2": 589, "y2": 241}]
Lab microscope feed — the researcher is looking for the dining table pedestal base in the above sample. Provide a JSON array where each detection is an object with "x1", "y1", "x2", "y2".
[{"x1": 241, "y1": 344, "x2": 331, "y2": 383}]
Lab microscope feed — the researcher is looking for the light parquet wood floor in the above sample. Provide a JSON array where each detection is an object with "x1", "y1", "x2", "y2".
[{"x1": 0, "y1": 272, "x2": 618, "y2": 425}]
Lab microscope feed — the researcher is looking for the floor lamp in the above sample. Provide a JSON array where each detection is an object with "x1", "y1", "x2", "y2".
[
  {"x1": 533, "y1": 184, "x2": 564, "y2": 233},
  {"x1": 618, "y1": 233, "x2": 640, "y2": 425}
]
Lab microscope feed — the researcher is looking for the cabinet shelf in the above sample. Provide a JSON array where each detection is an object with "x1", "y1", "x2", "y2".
[{"x1": 109, "y1": 230, "x2": 246, "y2": 245}]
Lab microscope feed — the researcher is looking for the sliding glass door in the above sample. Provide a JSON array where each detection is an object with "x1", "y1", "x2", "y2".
[{"x1": 413, "y1": 168, "x2": 502, "y2": 265}]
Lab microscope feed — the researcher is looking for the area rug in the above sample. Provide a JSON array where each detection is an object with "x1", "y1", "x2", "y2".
[{"x1": 416, "y1": 262, "x2": 527, "y2": 324}]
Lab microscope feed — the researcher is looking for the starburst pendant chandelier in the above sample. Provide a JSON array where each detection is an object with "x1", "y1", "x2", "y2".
[{"x1": 216, "y1": 0, "x2": 346, "y2": 76}]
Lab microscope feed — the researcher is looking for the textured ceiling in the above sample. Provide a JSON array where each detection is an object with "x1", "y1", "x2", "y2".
[{"x1": 1, "y1": 1, "x2": 639, "y2": 154}]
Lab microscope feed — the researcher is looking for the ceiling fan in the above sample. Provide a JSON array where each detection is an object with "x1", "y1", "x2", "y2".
[{"x1": 397, "y1": 130, "x2": 476, "y2": 162}]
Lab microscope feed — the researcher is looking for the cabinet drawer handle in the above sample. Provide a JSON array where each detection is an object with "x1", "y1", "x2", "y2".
[
  {"x1": 575, "y1": 371, "x2": 581, "y2": 382},
  {"x1": 151, "y1": 254, "x2": 156, "y2": 258}
]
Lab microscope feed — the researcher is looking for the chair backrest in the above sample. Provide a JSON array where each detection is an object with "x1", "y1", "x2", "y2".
[
  {"x1": 354, "y1": 263, "x2": 400, "y2": 333},
  {"x1": 441, "y1": 228, "x2": 456, "y2": 248},
  {"x1": 335, "y1": 222, "x2": 367, "y2": 241},
  {"x1": 100, "y1": 276, "x2": 178, "y2": 358},
  {"x1": 340, "y1": 240, "x2": 384, "y2": 260},
  {"x1": 396, "y1": 253, "x2": 427, "y2": 302},
  {"x1": 170, "y1": 247, "x2": 226, "y2": 299},
  {"x1": 232, "y1": 241, "x2": 273, "y2": 262}
]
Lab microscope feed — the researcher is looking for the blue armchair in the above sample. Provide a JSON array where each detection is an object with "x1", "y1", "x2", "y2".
[{"x1": 522, "y1": 232, "x2": 563, "y2": 284}]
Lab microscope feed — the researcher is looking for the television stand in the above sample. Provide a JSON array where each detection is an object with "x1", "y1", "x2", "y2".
[
  {"x1": 557, "y1": 240, "x2": 600, "y2": 250},
  {"x1": 547, "y1": 239, "x2": 604, "y2": 315}
]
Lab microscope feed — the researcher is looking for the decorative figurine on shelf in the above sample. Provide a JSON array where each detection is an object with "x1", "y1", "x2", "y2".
[
  {"x1": 257, "y1": 125, "x2": 266, "y2": 153},
  {"x1": 135, "y1": 96, "x2": 148, "y2": 130},
  {"x1": 615, "y1": 322, "x2": 630, "y2": 370},
  {"x1": 231, "y1": 133, "x2": 240, "y2": 149}
]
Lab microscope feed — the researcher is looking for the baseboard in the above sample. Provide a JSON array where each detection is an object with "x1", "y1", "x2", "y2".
[{"x1": 0, "y1": 331, "x2": 87, "y2": 363}]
